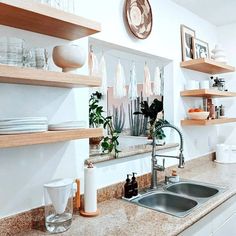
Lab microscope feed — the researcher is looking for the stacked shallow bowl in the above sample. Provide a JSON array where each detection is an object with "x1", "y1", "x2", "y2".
[
  {"x1": 0, "y1": 37, "x2": 25, "y2": 67},
  {"x1": 0, "y1": 117, "x2": 48, "y2": 134},
  {"x1": 211, "y1": 45, "x2": 227, "y2": 64}
]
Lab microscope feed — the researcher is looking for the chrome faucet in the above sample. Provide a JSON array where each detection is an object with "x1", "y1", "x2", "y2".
[{"x1": 151, "y1": 123, "x2": 185, "y2": 189}]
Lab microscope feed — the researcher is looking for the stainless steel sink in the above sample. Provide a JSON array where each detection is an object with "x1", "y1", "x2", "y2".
[
  {"x1": 132, "y1": 192, "x2": 198, "y2": 217},
  {"x1": 124, "y1": 180, "x2": 225, "y2": 218},
  {"x1": 166, "y1": 182, "x2": 219, "y2": 198}
]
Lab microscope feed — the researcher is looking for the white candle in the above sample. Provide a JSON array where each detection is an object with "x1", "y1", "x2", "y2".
[{"x1": 84, "y1": 165, "x2": 97, "y2": 213}]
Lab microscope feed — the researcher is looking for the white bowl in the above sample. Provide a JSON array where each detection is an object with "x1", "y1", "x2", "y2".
[
  {"x1": 187, "y1": 112, "x2": 209, "y2": 120},
  {"x1": 52, "y1": 45, "x2": 86, "y2": 73}
]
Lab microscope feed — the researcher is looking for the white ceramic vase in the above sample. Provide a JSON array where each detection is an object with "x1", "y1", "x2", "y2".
[{"x1": 52, "y1": 45, "x2": 86, "y2": 73}]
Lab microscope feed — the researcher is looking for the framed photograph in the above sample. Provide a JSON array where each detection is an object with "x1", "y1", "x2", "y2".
[
  {"x1": 180, "y1": 25, "x2": 196, "y2": 61},
  {"x1": 192, "y1": 38, "x2": 209, "y2": 59}
]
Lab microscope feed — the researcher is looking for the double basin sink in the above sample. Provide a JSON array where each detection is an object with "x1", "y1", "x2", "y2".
[{"x1": 128, "y1": 180, "x2": 225, "y2": 217}]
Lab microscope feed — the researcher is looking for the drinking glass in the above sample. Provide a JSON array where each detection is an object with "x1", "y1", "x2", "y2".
[
  {"x1": 25, "y1": 48, "x2": 49, "y2": 70},
  {"x1": 0, "y1": 37, "x2": 25, "y2": 67}
]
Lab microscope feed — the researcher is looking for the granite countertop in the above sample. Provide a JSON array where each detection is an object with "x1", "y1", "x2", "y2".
[{"x1": 17, "y1": 156, "x2": 236, "y2": 236}]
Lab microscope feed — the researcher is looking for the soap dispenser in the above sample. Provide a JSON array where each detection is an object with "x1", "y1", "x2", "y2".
[
  {"x1": 131, "y1": 172, "x2": 138, "y2": 196},
  {"x1": 124, "y1": 174, "x2": 133, "y2": 198}
]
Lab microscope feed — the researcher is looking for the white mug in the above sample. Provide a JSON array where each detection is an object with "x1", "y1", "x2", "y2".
[
  {"x1": 199, "y1": 81, "x2": 210, "y2": 89},
  {"x1": 185, "y1": 80, "x2": 199, "y2": 90}
]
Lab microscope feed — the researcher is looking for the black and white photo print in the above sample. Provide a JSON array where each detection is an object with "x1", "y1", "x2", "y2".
[
  {"x1": 192, "y1": 38, "x2": 209, "y2": 59},
  {"x1": 180, "y1": 25, "x2": 196, "y2": 61}
]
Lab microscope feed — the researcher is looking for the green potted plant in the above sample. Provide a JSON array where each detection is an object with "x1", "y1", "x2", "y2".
[
  {"x1": 89, "y1": 91, "x2": 105, "y2": 145},
  {"x1": 134, "y1": 98, "x2": 168, "y2": 145},
  {"x1": 101, "y1": 116, "x2": 120, "y2": 158},
  {"x1": 89, "y1": 91, "x2": 120, "y2": 157}
]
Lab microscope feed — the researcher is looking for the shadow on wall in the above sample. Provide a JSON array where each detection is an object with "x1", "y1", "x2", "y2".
[
  {"x1": 183, "y1": 126, "x2": 218, "y2": 160},
  {"x1": 0, "y1": 83, "x2": 85, "y2": 122},
  {"x1": 0, "y1": 140, "x2": 85, "y2": 218}
]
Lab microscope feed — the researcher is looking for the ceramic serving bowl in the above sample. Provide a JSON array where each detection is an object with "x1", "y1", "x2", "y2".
[
  {"x1": 52, "y1": 45, "x2": 86, "y2": 73},
  {"x1": 188, "y1": 112, "x2": 209, "y2": 120}
]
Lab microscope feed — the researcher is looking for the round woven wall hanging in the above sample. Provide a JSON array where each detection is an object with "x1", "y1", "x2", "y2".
[{"x1": 125, "y1": 0, "x2": 153, "y2": 39}]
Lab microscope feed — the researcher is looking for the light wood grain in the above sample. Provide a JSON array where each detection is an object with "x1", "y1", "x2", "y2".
[
  {"x1": 0, "y1": 128, "x2": 103, "y2": 148},
  {"x1": 180, "y1": 89, "x2": 236, "y2": 98},
  {"x1": 75, "y1": 179, "x2": 81, "y2": 210},
  {"x1": 180, "y1": 58, "x2": 235, "y2": 74},
  {"x1": 181, "y1": 118, "x2": 236, "y2": 126},
  {"x1": 0, "y1": 0, "x2": 101, "y2": 40},
  {"x1": 0, "y1": 65, "x2": 101, "y2": 88}
]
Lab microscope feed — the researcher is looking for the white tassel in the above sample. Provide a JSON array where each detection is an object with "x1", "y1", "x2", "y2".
[
  {"x1": 143, "y1": 64, "x2": 152, "y2": 97},
  {"x1": 114, "y1": 60, "x2": 126, "y2": 99},
  {"x1": 153, "y1": 66, "x2": 161, "y2": 96},
  {"x1": 99, "y1": 55, "x2": 107, "y2": 95},
  {"x1": 88, "y1": 47, "x2": 99, "y2": 76},
  {"x1": 128, "y1": 62, "x2": 138, "y2": 100}
]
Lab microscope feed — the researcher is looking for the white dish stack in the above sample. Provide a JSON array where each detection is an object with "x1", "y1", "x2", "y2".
[
  {"x1": 0, "y1": 117, "x2": 48, "y2": 134},
  {"x1": 211, "y1": 44, "x2": 227, "y2": 64},
  {"x1": 48, "y1": 121, "x2": 86, "y2": 131}
]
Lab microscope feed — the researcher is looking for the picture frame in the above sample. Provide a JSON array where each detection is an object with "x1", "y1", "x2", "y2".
[
  {"x1": 192, "y1": 38, "x2": 210, "y2": 59},
  {"x1": 180, "y1": 25, "x2": 196, "y2": 61}
]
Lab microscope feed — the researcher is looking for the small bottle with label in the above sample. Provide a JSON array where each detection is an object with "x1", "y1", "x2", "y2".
[
  {"x1": 215, "y1": 106, "x2": 220, "y2": 119},
  {"x1": 131, "y1": 172, "x2": 138, "y2": 196},
  {"x1": 124, "y1": 174, "x2": 133, "y2": 198},
  {"x1": 220, "y1": 105, "x2": 225, "y2": 117}
]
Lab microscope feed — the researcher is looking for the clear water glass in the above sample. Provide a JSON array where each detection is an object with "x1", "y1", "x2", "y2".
[
  {"x1": 25, "y1": 48, "x2": 49, "y2": 70},
  {"x1": 0, "y1": 37, "x2": 25, "y2": 67}
]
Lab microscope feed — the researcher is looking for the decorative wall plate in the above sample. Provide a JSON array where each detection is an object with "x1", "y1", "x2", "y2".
[{"x1": 125, "y1": 0, "x2": 153, "y2": 39}]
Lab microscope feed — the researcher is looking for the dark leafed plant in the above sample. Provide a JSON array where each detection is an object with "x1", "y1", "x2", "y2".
[
  {"x1": 154, "y1": 119, "x2": 169, "y2": 140},
  {"x1": 139, "y1": 99, "x2": 163, "y2": 126},
  {"x1": 134, "y1": 98, "x2": 168, "y2": 139},
  {"x1": 89, "y1": 91, "x2": 105, "y2": 128}
]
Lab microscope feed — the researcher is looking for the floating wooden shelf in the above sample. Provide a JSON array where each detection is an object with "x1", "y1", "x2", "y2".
[
  {"x1": 180, "y1": 89, "x2": 236, "y2": 98},
  {"x1": 0, "y1": 128, "x2": 103, "y2": 148},
  {"x1": 0, "y1": 0, "x2": 101, "y2": 40},
  {"x1": 181, "y1": 118, "x2": 236, "y2": 126},
  {"x1": 0, "y1": 65, "x2": 101, "y2": 88},
  {"x1": 180, "y1": 58, "x2": 235, "y2": 74}
]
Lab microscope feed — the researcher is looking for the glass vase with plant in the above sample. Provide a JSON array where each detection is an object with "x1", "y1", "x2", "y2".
[
  {"x1": 101, "y1": 116, "x2": 120, "y2": 158},
  {"x1": 134, "y1": 98, "x2": 168, "y2": 144}
]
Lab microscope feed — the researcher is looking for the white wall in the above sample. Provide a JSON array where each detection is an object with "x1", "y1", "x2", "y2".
[
  {"x1": 0, "y1": 0, "x2": 221, "y2": 218},
  {"x1": 217, "y1": 23, "x2": 236, "y2": 144}
]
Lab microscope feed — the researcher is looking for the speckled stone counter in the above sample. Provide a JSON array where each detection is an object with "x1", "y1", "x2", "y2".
[
  {"x1": 88, "y1": 142, "x2": 179, "y2": 164},
  {"x1": 17, "y1": 155, "x2": 236, "y2": 236}
]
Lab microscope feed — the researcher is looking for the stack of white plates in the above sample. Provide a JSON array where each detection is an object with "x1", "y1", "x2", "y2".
[
  {"x1": 0, "y1": 117, "x2": 48, "y2": 134},
  {"x1": 48, "y1": 121, "x2": 86, "y2": 131}
]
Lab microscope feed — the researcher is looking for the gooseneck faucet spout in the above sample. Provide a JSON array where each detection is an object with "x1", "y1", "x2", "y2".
[{"x1": 150, "y1": 123, "x2": 185, "y2": 189}]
